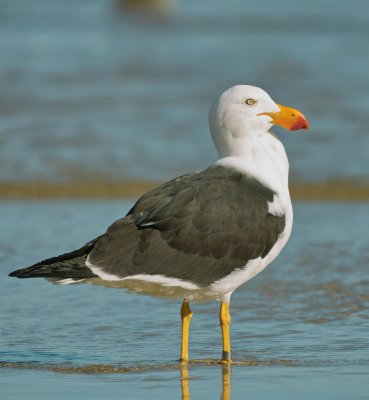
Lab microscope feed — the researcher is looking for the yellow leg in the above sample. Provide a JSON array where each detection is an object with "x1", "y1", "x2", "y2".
[
  {"x1": 180, "y1": 300, "x2": 193, "y2": 362},
  {"x1": 219, "y1": 301, "x2": 231, "y2": 362},
  {"x1": 180, "y1": 362, "x2": 191, "y2": 400}
]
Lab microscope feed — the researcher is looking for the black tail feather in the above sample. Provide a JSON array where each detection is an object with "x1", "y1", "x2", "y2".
[{"x1": 9, "y1": 240, "x2": 98, "y2": 279}]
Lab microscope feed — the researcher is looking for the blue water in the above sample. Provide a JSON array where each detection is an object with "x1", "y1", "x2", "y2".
[
  {"x1": 1, "y1": 200, "x2": 369, "y2": 398},
  {"x1": 2, "y1": 365, "x2": 369, "y2": 400},
  {"x1": 1, "y1": 0, "x2": 369, "y2": 183}
]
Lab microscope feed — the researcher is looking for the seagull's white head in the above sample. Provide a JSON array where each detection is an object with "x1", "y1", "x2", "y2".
[{"x1": 209, "y1": 85, "x2": 309, "y2": 158}]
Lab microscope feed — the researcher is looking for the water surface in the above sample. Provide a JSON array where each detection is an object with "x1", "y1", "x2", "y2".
[
  {"x1": 1, "y1": 200, "x2": 368, "y2": 398},
  {"x1": 1, "y1": 0, "x2": 369, "y2": 183}
]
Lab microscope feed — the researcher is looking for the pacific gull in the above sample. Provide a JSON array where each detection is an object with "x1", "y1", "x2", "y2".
[{"x1": 9, "y1": 85, "x2": 309, "y2": 362}]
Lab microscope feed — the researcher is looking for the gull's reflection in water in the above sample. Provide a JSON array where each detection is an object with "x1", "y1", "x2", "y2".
[
  {"x1": 180, "y1": 364, "x2": 191, "y2": 400},
  {"x1": 180, "y1": 363, "x2": 231, "y2": 400}
]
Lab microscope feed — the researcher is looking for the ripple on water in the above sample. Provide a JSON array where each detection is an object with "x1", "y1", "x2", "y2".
[{"x1": 1, "y1": 200, "x2": 369, "y2": 372}]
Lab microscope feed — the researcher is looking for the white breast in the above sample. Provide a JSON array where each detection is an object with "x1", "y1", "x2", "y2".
[{"x1": 210, "y1": 132, "x2": 293, "y2": 300}]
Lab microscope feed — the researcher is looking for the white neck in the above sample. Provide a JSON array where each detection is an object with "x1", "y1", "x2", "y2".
[
  {"x1": 208, "y1": 90, "x2": 290, "y2": 196},
  {"x1": 214, "y1": 131, "x2": 290, "y2": 196}
]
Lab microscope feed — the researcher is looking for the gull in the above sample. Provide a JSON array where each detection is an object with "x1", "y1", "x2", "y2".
[{"x1": 10, "y1": 85, "x2": 309, "y2": 362}]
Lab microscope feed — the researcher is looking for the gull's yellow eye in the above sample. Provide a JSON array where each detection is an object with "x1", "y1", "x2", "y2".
[{"x1": 245, "y1": 98, "x2": 256, "y2": 106}]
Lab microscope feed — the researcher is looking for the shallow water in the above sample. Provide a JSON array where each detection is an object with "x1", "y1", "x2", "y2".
[
  {"x1": 2, "y1": 364, "x2": 369, "y2": 400},
  {"x1": 1, "y1": 0, "x2": 369, "y2": 183},
  {"x1": 1, "y1": 200, "x2": 369, "y2": 398}
]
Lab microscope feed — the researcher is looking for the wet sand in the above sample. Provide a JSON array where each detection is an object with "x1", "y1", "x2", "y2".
[
  {"x1": 1, "y1": 179, "x2": 369, "y2": 201},
  {"x1": 0, "y1": 358, "x2": 294, "y2": 374}
]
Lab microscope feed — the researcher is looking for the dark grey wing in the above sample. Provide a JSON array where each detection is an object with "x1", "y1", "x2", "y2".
[
  {"x1": 9, "y1": 240, "x2": 98, "y2": 279},
  {"x1": 88, "y1": 166, "x2": 285, "y2": 287}
]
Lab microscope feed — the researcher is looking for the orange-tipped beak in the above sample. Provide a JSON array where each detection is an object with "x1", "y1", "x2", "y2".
[{"x1": 260, "y1": 104, "x2": 309, "y2": 131}]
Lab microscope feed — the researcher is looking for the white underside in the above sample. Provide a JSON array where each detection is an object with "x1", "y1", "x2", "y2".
[
  {"x1": 85, "y1": 258, "x2": 200, "y2": 290},
  {"x1": 56, "y1": 278, "x2": 85, "y2": 285}
]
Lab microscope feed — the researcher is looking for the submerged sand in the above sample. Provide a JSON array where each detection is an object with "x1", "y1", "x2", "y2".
[{"x1": 1, "y1": 179, "x2": 369, "y2": 201}]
